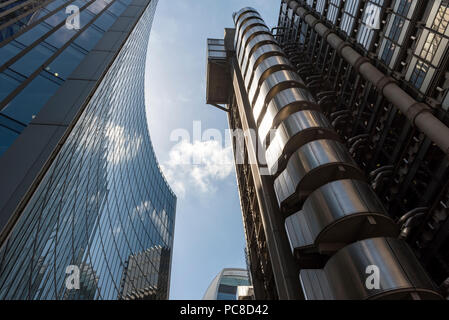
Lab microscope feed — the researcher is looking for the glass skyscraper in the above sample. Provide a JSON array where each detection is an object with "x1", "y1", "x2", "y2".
[
  {"x1": 203, "y1": 268, "x2": 251, "y2": 300},
  {"x1": 0, "y1": 0, "x2": 176, "y2": 300}
]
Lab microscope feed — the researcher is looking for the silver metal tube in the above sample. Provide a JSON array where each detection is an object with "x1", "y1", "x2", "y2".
[{"x1": 285, "y1": 0, "x2": 449, "y2": 155}]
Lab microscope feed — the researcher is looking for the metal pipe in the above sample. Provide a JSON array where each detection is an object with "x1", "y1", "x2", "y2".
[
  {"x1": 397, "y1": 207, "x2": 429, "y2": 226},
  {"x1": 283, "y1": 0, "x2": 449, "y2": 155},
  {"x1": 399, "y1": 212, "x2": 427, "y2": 240}
]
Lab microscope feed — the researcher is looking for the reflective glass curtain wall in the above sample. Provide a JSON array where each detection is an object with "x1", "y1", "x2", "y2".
[
  {"x1": 0, "y1": 0, "x2": 137, "y2": 155},
  {"x1": 203, "y1": 269, "x2": 250, "y2": 300},
  {"x1": 0, "y1": 0, "x2": 177, "y2": 300}
]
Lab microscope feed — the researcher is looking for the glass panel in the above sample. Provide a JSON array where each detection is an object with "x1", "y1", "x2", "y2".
[
  {"x1": 74, "y1": 25, "x2": 104, "y2": 51},
  {"x1": 2, "y1": 74, "x2": 60, "y2": 124},
  {"x1": 208, "y1": 39, "x2": 225, "y2": 45},
  {"x1": 221, "y1": 276, "x2": 250, "y2": 286},
  {"x1": 208, "y1": 45, "x2": 225, "y2": 51},
  {"x1": 48, "y1": 45, "x2": 86, "y2": 80},
  {"x1": 87, "y1": 0, "x2": 109, "y2": 15},
  {"x1": 15, "y1": 23, "x2": 51, "y2": 46},
  {"x1": 10, "y1": 43, "x2": 55, "y2": 77},
  {"x1": 0, "y1": 72, "x2": 22, "y2": 101},
  {"x1": 107, "y1": 1, "x2": 126, "y2": 16},
  {"x1": 218, "y1": 284, "x2": 237, "y2": 294},
  {"x1": 0, "y1": 126, "x2": 19, "y2": 156},
  {"x1": 217, "y1": 292, "x2": 236, "y2": 300},
  {"x1": 45, "y1": 0, "x2": 67, "y2": 11},
  {"x1": 0, "y1": 113, "x2": 26, "y2": 133},
  {"x1": 45, "y1": 24, "x2": 78, "y2": 48},
  {"x1": 43, "y1": 8, "x2": 69, "y2": 27},
  {"x1": 93, "y1": 11, "x2": 116, "y2": 31},
  {"x1": 208, "y1": 51, "x2": 227, "y2": 58},
  {"x1": 0, "y1": 41, "x2": 23, "y2": 65}
]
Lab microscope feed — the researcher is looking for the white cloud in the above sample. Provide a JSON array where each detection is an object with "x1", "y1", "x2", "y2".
[
  {"x1": 105, "y1": 123, "x2": 142, "y2": 165},
  {"x1": 161, "y1": 140, "x2": 234, "y2": 198}
]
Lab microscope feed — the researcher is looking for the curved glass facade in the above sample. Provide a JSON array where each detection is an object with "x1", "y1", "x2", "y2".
[
  {"x1": 0, "y1": 0, "x2": 176, "y2": 300},
  {"x1": 203, "y1": 268, "x2": 250, "y2": 300},
  {"x1": 0, "y1": 0, "x2": 135, "y2": 155}
]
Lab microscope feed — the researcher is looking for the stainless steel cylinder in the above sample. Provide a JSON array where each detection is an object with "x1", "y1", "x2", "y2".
[
  {"x1": 258, "y1": 88, "x2": 319, "y2": 145},
  {"x1": 265, "y1": 110, "x2": 340, "y2": 175},
  {"x1": 273, "y1": 139, "x2": 365, "y2": 214},
  {"x1": 285, "y1": 179, "x2": 398, "y2": 258},
  {"x1": 237, "y1": 23, "x2": 269, "y2": 62},
  {"x1": 299, "y1": 237, "x2": 442, "y2": 300},
  {"x1": 235, "y1": 14, "x2": 264, "y2": 56},
  {"x1": 247, "y1": 55, "x2": 293, "y2": 104},
  {"x1": 240, "y1": 34, "x2": 277, "y2": 75},
  {"x1": 242, "y1": 43, "x2": 284, "y2": 82},
  {"x1": 252, "y1": 70, "x2": 307, "y2": 125}
]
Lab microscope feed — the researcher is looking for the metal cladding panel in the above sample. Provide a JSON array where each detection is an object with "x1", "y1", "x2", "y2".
[
  {"x1": 258, "y1": 88, "x2": 319, "y2": 144},
  {"x1": 235, "y1": 14, "x2": 262, "y2": 41},
  {"x1": 206, "y1": 60, "x2": 231, "y2": 104},
  {"x1": 285, "y1": 210, "x2": 315, "y2": 250},
  {"x1": 236, "y1": 16, "x2": 265, "y2": 57},
  {"x1": 265, "y1": 110, "x2": 339, "y2": 174},
  {"x1": 234, "y1": 8, "x2": 260, "y2": 46},
  {"x1": 240, "y1": 34, "x2": 276, "y2": 77},
  {"x1": 299, "y1": 179, "x2": 398, "y2": 249},
  {"x1": 299, "y1": 269, "x2": 333, "y2": 300},
  {"x1": 273, "y1": 139, "x2": 365, "y2": 212},
  {"x1": 247, "y1": 56, "x2": 295, "y2": 107},
  {"x1": 243, "y1": 44, "x2": 284, "y2": 83},
  {"x1": 323, "y1": 238, "x2": 442, "y2": 300},
  {"x1": 304, "y1": 179, "x2": 388, "y2": 226},
  {"x1": 252, "y1": 70, "x2": 305, "y2": 123},
  {"x1": 237, "y1": 21, "x2": 268, "y2": 60},
  {"x1": 233, "y1": 7, "x2": 258, "y2": 24},
  {"x1": 206, "y1": 38, "x2": 230, "y2": 104},
  {"x1": 246, "y1": 55, "x2": 293, "y2": 93}
]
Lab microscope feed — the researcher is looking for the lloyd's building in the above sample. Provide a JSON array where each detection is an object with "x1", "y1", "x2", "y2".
[
  {"x1": 0, "y1": 0, "x2": 176, "y2": 299},
  {"x1": 206, "y1": 1, "x2": 449, "y2": 300}
]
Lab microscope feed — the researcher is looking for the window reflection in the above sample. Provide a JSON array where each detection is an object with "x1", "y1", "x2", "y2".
[
  {"x1": 2, "y1": 73, "x2": 60, "y2": 124},
  {"x1": 405, "y1": 1, "x2": 449, "y2": 92},
  {"x1": 0, "y1": 1, "x2": 175, "y2": 300},
  {"x1": 357, "y1": 0, "x2": 384, "y2": 50},
  {"x1": 378, "y1": 0, "x2": 415, "y2": 69},
  {"x1": 327, "y1": 0, "x2": 342, "y2": 24}
]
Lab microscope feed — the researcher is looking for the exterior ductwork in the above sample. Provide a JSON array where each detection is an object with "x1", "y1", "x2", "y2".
[
  {"x1": 232, "y1": 6, "x2": 442, "y2": 300},
  {"x1": 282, "y1": 0, "x2": 449, "y2": 156}
]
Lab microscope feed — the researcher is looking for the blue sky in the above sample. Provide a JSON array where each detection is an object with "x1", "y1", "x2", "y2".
[{"x1": 144, "y1": 0, "x2": 279, "y2": 300}]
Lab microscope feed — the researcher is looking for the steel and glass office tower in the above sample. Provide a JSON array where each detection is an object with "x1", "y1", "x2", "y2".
[
  {"x1": 206, "y1": 2, "x2": 449, "y2": 300},
  {"x1": 0, "y1": 0, "x2": 176, "y2": 300},
  {"x1": 203, "y1": 268, "x2": 251, "y2": 300}
]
